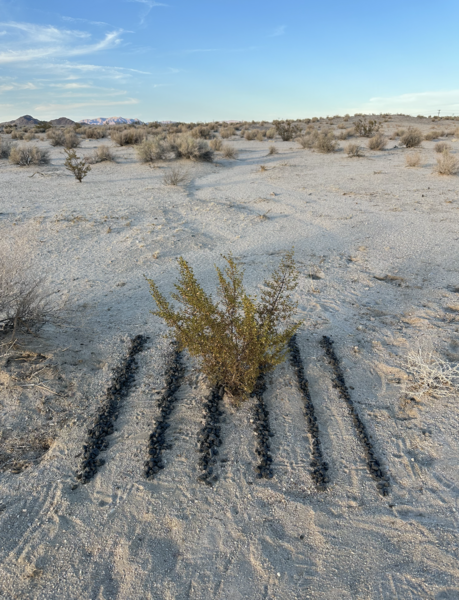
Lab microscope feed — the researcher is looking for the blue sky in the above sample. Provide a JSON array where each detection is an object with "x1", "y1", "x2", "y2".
[{"x1": 1, "y1": 0, "x2": 459, "y2": 122}]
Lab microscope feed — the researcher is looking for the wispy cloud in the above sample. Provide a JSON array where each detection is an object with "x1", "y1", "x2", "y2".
[
  {"x1": 0, "y1": 22, "x2": 123, "y2": 65},
  {"x1": 269, "y1": 25, "x2": 286, "y2": 37},
  {"x1": 126, "y1": 0, "x2": 168, "y2": 24},
  {"x1": 35, "y1": 98, "x2": 139, "y2": 112},
  {"x1": 358, "y1": 89, "x2": 459, "y2": 115},
  {"x1": 0, "y1": 81, "x2": 37, "y2": 92},
  {"x1": 61, "y1": 16, "x2": 112, "y2": 27},
  {"x1": 182, "y1": 46, "x2": 258, "y2": 55}
]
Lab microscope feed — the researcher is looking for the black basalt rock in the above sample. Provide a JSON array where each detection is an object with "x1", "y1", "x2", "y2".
[
  {"x1": 196, "y1": 385, "x2": 224, "y2": 486},
  {"x1": 320, "y1": 335, "x2": 390, "y2": 497}
]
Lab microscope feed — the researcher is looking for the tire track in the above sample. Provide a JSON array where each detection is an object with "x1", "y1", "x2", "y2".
[
  {"x1": 197, "y1": 385, "x2": 225, "y2": 485},
  {"x1": 251, "y1": 373, "x2": 274, "y2": 480}
]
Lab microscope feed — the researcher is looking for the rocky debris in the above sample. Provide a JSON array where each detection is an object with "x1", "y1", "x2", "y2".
[
  {"x1": 251, "y1": 373, "x2": 274, "y2": 480},
  {"x1": 144, "y1": 343, "x2": 184, "y2": 479},
  {"x1": 75, "y1": 335, "x2": 148, "y2": 485},
  {"x1": 288, "y1": 334, "x2": 329, "y2": 490},
  {"x1": 196, "y1": 386, "x2": 224, "y2": 486},
  {"x1": 320, "y1": 336, "x2": 390, "y2": 496}
]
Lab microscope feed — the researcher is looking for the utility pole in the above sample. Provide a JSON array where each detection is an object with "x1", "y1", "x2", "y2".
[{"x1": 438, "y1": 109, "x2": 441, "y2": 117}]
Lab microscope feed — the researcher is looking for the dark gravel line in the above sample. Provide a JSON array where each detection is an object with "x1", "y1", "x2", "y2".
[
  {"x1": 288, "y1": 334, "x2": 329, "y2": 490},
  {"x1": 75, "y1": 334, "x2": 148, "y2": 485},
  {"x1": 251, "y1": 373, "x2": 274, "y2": 480},
  {"x1": 144, "y1": 342, "x2": 185, "y2": 479},
  {"x1": 320, "y1": 335, "x2": 390, "y2": 496},
  {"x1": 196, "y1": 386, "x2": 224, "y2": 486}
]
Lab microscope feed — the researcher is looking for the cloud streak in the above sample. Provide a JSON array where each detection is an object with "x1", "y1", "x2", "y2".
[
  {"x1": 35, "y1": 98, "x2": 139, "y2": 112},
  {"x1": 359, "y1": 89, "x2": 459, "y2": 115},
  {"x1": 269, "y1": 25, "x2": 286, "y2": 37}
]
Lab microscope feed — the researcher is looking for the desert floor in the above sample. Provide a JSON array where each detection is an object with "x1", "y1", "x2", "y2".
[{"x1": 1, "y1": 117, "x2": 459, "y2": 599}]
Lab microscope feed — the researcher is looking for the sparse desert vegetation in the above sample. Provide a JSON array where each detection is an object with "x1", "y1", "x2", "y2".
[
  {"x1": 434, "y1": 149, "x2": 459, "y2": 175},
  {"x1": 9, "y1": 144, "x2": 49, "y2": 166}
]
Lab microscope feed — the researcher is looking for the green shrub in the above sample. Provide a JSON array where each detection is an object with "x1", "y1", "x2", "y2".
[
  {"x1": 401, "y1": 128, "x2": 423, "y2": 148},
  {"x1": 147, "y1": 251, "x2": 301, "y2": 402},
  {"x1": 64, "y1": 149, "x2": 91, "y2": 182},
  {"x1": 9, "y1": 145, "x2": 49, "y2": 166}
]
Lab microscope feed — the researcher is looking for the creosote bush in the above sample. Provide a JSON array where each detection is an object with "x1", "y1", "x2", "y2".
[
  {"x1": 147, "y1": 251, "x2": 301, "y2": 402},
  {"x1": 401, "y1": 128, "x2": 423, "y2": 148},
  {"x1": 220, "y1": 126, "x2": 235, "y2": 139},
  {"x1": 137, "y1": 138, "x2": 171, "y2": 162},
  {"x1": 405, "y1": 153, "x2": 421, "y2": 167},
  {"x1": 434, "y1": 150, "x2": 459, "y2": 176},
  {"x1": 354, "y1": 118, "x2": 380, "y2": 137},
  {"x1": 266, "y1": 127, "x2": 276, "y2": 139},
  {"x1": 170, "y1": 135, "x2": 214, "y2": 162},
  {"x1": 9, "y1": 145, "x2": 50, "y2": 166},
  {"x1": 368, "y1": 132, "x2": 386, "y2": 151},
  {"x1": 64, "y1": 149, "x2": 91, "y2": 182}
]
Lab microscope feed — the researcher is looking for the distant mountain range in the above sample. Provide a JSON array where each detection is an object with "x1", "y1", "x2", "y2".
[
  {"x1": 0, "y1": 115, "x2": 75, "y2": 127},
  {"x1": 79, "y1": 116, "x2": 144, "y2": 125}
]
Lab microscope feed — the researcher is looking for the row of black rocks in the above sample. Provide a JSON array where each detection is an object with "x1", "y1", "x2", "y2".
[
  {"x1": 144, "y1": 342, "x2": 185, "y2": 479},
  {"x1": 196, "y1": 386, "x2": 224, "y2": 486},
  {"x1": 251, "y1": 373, "x2": 274, "y2": 479},
  {"x1": 320, "y1": 335, "x2": 390, "y2": 496},
  {"x1": 76, "y1": 335, "x2": 148, "y2": 485},
  {"x1": 288, "y1": 334, "x2": 329, "y2": 490}
]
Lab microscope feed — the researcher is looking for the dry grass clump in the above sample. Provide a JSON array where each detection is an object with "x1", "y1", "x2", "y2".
[
  {"x1": 220, "y1": 126, "x2": 235, "y2": 139},
  {"x1": 84, "y1": 127, "x2": 106, "y2": 139},
  {"x1": 222, "y1": 145, "x2": 238, "y2": 159},
  {"x1": 402, "y1": 347, "x2": 459, "y2": 400},
  {"x1": 23, "y1": 132, "x2": 36, "y2": 141},
  {"x1": 256, "y1": 131, "x2": 265, "y2": 142},
  {"x1": 136, "y1": 138, "x2": 172, "y2": 162},
  {"x1": 46, "y1": 129, "x2": 80, "y2": 149},
  {"x1": 405, "y1": 152, "x2": 421, "y2": 167},
  {"x1": 424, "y1": 129, "x2": 444, "y2": 141},
  {"x1": 314, "y1": 131, "x2": 338, "y2": 153},
  {"x1": 170, "y1": 135, "x2": 214, "y2": 162},
  {"x1": 147, "y1": 250, "x2": 301, "y2": 402},
  {"x1": 338, "y1": 129, "x2": 353, "y2": 140},
  {"x1": 273, "y1": 120, "x2": 301, "y2": 141},
  {"x1": 9, "y1": 145, "x2": 49, "y2": 166},
  {"x1": 111, "y1": 129, "x2": 145, "y2": 146},
  {"x1": 435, "y1": 142, "x2": 451, "y2": 153},
  {"x1": 11, "y1": 130, "x2": 24, "y2": 140},
  {"x1": 296, "y1": 131, "x2": 317, "y2": 149},
  {"x1": 88, "y1": 144, "x2": 115, "y2": 163},
  {"x1": 346, "y1": 143, "x2": 364, "y2": 157},
  {"x1": 0, "y1": 137, "x2": 12, "y2": 159},
  {"x1": 434, "y1": 150, "x2": 459, "y2": 176},
  {"x1": 0, "y1": 224, "x2": 51, "y2": 337},
  {"x1": 209, "y1": 138, "x2": 223, "y2": 151},
  {"x1": 401, "y1": 128, "x2": 423, "y2": 148},
  {"x1": 266, "y1": 127, "x2": 276, "y2": 139},
  {"x1": 162, "y1": 166, "x2": 189, "y2": 186},
  {"x1": 368, "y1": 132, "x2": 386, "y2": 150},
  {"x1": 268, "y1": 145, "x2": 278, "y2": 155},
  {"x1": 244, "y1": 130, "x2": 258, "y2": 141},
  {"x1": 354, "y1": 118, "x2": 380, "y2": 137},
  {"x1": 191, "y1": 125, "x2": 212, "y2": 139}
]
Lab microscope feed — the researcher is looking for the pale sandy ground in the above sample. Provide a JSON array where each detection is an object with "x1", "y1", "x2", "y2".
[{"x1": 1, "y1": 117, "x2": 459, "y2": 599}]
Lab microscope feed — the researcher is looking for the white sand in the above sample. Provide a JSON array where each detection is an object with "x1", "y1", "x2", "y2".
[{"x1": 1, "y1": 118, "x2": 459, "y2": 599}]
